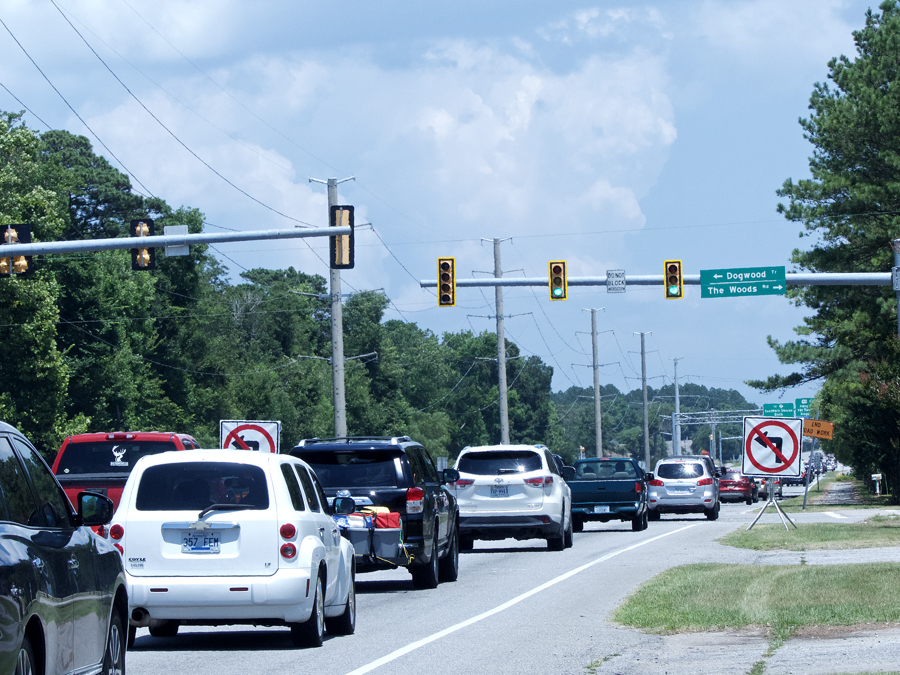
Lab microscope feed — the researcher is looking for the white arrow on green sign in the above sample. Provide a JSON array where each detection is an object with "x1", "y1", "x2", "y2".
[
  {"x1": 795, "y1": 398, "x2": 812, "y2": 418},
  {"x1": 763, "y1": 403, "x2": 795, "y2": 418},
  {"x1": 700, "y1": 266, "x2": 786, "y2": 299}
]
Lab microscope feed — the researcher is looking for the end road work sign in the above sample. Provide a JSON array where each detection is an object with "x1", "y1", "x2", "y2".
[{"x1": 701, "y1": 266, "x2": 786, "y2": 299}]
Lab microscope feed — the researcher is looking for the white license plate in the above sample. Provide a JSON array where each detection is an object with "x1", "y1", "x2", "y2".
[
  {"x1": 669, "y1": 489, "x2": 692, "y2": 495},
  {"x1": 490, "y1": 486, "x2": 509, "y2": 498},
  {"x1": 593, "y1": 506, "x2": 609, "y2": 514},
  {"x1": 181, "y1": 531, "x2": 220, "y2": 553}
]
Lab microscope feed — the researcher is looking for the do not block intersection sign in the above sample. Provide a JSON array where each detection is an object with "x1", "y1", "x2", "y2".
[{"x1": 742, "y1": 416, "x2": 802, "y2": 478}]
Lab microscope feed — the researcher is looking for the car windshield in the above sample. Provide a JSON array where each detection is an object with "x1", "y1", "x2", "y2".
[
  {"x1": 457, "y1": 451, "x2": 543, "y2": 475},
  {"x1": 299, "y1": 450, "x2": 400, "y2": 489},
  {"x1": 657, "y1": 463, "x2": 705, "y2": 480},
  {"x1": 56, "y1": 440, "x2": 177, "y2": 475},
  {"x1": 574, "y1": 460, "x2": 637, "y2": 479},
  {"x1": 135, "y1": 462, "x2": 270, "y2": 511}
]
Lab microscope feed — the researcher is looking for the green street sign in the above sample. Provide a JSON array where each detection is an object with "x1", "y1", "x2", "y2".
[
  {"x1": 763, "y1": 403, "x2": 795, "y2": 418},
  {"x1": 795, "y1": 398, "x2": 812, "y2": 418},
  {"x1": 700, "y1": 266, "x2": 786, "y2": 299}
]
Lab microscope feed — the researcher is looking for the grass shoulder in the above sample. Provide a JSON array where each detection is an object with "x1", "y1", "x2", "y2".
[{"x1": 718, "y1": 515, "x2": 900, "y2": 551}]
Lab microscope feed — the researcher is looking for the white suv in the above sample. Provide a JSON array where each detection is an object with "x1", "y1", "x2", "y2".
[
  {"x1": 453, "y1": 444, "x2": 572, "y2": 550},
  {"x1": 109, "y1": 450, "x2": 357, "y2": 648}
]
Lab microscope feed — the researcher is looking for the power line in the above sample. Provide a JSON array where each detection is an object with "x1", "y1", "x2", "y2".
[{"x1": 0, "y1": 81, "x2": 50, "y2": 129}]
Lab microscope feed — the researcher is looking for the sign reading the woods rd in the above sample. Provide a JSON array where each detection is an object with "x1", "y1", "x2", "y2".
[{"x1": 700, "y1": 266, "x2": 786, "y2": 299}]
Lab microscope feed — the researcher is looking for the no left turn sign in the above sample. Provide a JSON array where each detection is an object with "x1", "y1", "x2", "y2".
[
  {"x1": 742, "y1": 416, "x2": 802, "y2": 477},
  {"x1": 219, "y1": 420, "x2": 282, "y2": 454}
]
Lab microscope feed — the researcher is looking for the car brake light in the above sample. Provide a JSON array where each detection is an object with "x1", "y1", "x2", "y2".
[
  {"x1": 109, "y1": 524, "x2": 124, "y2": 540},
  {"x1": 524, "y1": 476, "x2": 553, "y2": 486},
  {"x1": 280, "y1": 543, "x2": 297, "y2": 559},
  {"x1": 280, "y1": 523, "x2": 296, "y2": 539},
  {"x1": 454, "y1": 479, "x2": 474, "y2": 487},
  {"x1": 634, "y1": 482, "x2": 642, "y2": 493},
  {"x1": 648, "y1": 479, "x2": 664, "y2": 487},
  {"x1": 113, "y1": 544, "x2": 123, "y2": 554},
  {"x1": 697, "y1": 478, "x2": 713, "y2": 486},
  {"x1": 406, "y1": 487, "x2": 424, "y2": 514}
]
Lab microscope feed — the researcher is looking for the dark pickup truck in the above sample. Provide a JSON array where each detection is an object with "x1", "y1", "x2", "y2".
[{"x1": 563, "y1": 457, "x2": 650, "y2": 532}]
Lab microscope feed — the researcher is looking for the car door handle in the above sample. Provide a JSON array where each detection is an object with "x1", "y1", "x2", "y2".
[
  {"x1": 318, "y1": 527, "x2": 326, "y2": 536},
  {"x1": 68, "y1": 558, "x2": 79, "y2": 570}
]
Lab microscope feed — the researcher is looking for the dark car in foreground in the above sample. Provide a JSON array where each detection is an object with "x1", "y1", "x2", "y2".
[
  {"x1": 290, "y1": 436, "x2": 460, "y2": 589},
  {"x1": 0, "y1": 421, "x2": 127, "y2": 674}
]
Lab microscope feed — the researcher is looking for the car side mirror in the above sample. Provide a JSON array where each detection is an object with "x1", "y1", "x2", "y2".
[
  {"x1": 442, "y1": 468, "x2": 460, "y2": 484},
  {"x1": 333, "y1": 496, "x2": 356, "y2": 515},
  {"x1": 78, "y1": 492, "x2": 114, "y2": 527},
  {"x1": 562, "y1": 466, "x2": 576, "y2": 481}
]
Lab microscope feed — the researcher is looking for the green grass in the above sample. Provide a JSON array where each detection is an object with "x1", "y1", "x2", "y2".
[
  {"x1": 613, "y1": 562, "x2": 900, "y2": 632},
  {"x1": 718, "y1": 517, "x2": 900, "y2": 551},
  {"x1": 775, "y1": 475, "x2": 898, "y2": 511}
]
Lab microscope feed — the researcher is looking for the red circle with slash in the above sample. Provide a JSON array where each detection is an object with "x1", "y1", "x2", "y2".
[
  {"x1": 223, "y1": 424, "x2": 276, "y2": 453},
  {"x1": 745, "y1": 420, "x2": 800, "y2": 474}
]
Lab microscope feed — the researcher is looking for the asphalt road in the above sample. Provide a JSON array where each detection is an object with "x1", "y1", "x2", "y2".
[{"x1": 126, "y1": 494, "x2": 900, "y2": 675}]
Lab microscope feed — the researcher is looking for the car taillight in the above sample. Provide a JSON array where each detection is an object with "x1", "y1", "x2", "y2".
[
  {"x1": 280, "y1": 543, "x2": 297, "y2": 559},
  {"x1": 634, "y1": 482, "x2": 642, "y2": 493},
  {"x1": 406, "y1": 487, "x2": 424, "y2": 514},
  {"x1": 113, "y1": 544, "x2": 123, "y2": 554},
  {"x1": 454, "y1": 479, "x2": 474, "y2": 488},
  {"x1": 648, "y1": 479, "x2": 664, "y2": 487},
  {"x1": 697, "y1": 478, "x2": 713, "y2": 486},
  {"x1": 280, "y1": 523, "x2": 296, "y2": 539},
  {"x1": 110, "y1": 524, "x2": 124, "y2": 540},
  {"x1": 524, "y1": 476, "x2": 553, "y2": 486}
]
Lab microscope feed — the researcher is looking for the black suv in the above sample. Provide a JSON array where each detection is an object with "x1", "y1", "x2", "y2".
[{"x1": 289, "y1": 436, "x2": 460, "y2": 589}]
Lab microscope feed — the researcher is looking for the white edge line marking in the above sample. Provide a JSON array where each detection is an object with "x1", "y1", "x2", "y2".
[
  {"x1": 344, "y1": 524, "x2": 698, "y2": 675},
  {"x1": 824, "y1": 511, "x2": 848, "y2": 519}
]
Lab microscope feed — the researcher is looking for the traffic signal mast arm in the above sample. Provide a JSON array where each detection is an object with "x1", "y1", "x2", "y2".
[
  {"x1": 420, "y1": 272, "x2": 892, "y2": 288},
  {"x1": 0, "y1": 225, "x2": 352, "y2": 257}
]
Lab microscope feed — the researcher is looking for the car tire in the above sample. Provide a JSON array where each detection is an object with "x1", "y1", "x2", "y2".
[
  {"x1": 127, "y1": 625, "x2": 136, "y2": 650},
  {"x1": 149, "y1": 621, "x2": 179, "y2": 638},
  {"x1": 705, "y1": 501, "x2": 720, "y2": 521},
  {"x1": 563, "y1": 513, "x2": 574, "y2": 548},
  {"x1": 746, "y1": 496, "x2": 753, "y2": 505},
  {"x1": 325, "y1": 569, "x2": 356, "y2": 636},
  {"x1": 547, "y1": 512, "x2": 566, "y2": 551},
  {"x1": 648, "y1": 509, "x2": 660, "y2": 521},
  {"x1": 15, "y1": 634, "x2": 35, "y2": 675},
  {"x1": 438, "y1": 523, "x2": 460, "y2": 582},
  {"x1": 642, "y1": 511, "x2": 649, "y2": 530},
  {"x1": 460, "y1": 535, "x2": 474, "y2": 552},
  {"x1": 411, "y1": 529, "x2": 440, "y2": 590},
  {"x1": 572, "y1": 515, "x2": 584, "y2": 533},
  {"x1": 102, "y1": 606, "x2": 126, "y2": 674},
  {"x1": 631, "y1": 512, "x2": 644, "y2": 531},
  {"x1": 291, "y1": 571, "x2": 324, "y2": 648}
]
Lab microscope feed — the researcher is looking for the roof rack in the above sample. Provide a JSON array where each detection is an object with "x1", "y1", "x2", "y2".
[{"x1": 294, "y1": 435, "x2": 414, "y2": 448}]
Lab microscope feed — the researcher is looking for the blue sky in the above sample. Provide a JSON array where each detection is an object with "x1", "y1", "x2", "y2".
[{"x1": 0, "y1": 0, "x2": 880, "y2": 410}]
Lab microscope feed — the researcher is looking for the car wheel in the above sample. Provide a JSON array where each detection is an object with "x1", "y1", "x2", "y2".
[
  {"x1": 149, "y1": 621, "x2": 179, "y2": 638},
  {"x1": 325, "y1": 568, "x2": 356, "y2": 636},
  {"x1": 291, "y1": 571, "x2": 324, "y2": 648},
  {"x1": 572, "y1": 515, "x2": 584, "y2": 533},
  {"x1": 15, "y1": 635, "x2": 35, "y2": 675},
  {"x1": 705, "y1": 501, "x2": 720, "y2": 521},
  {"x1": 563, "y1": 513, "x2": 574, "y2": 548},
  {"x1": 648, "y1": 509, "x2": 660, "y2": 521},
  {"x1": 547, "y1": 512, "x2": 565, "y2": 551},
  {"x1": 127, "y1": 625, "x2": 136, "y2": 650},
  {"x1": 438, "y1": 523, "x2": 460, "y2": 582},
  {"x1": 643, "y1": 511, "x2": 649, "y2": 530},
  {"x1": 460, "y1": 535, "x2": 474, "y2": 552},
  {"x1": 631, "y1": 512, "x2": 644, "y2": 532},
  {"x1": 746, "y1": 496, "x2": 753, "y2": 505},
  {"x1": 411, "y1": 529, "x2": 440, "y2": 589},
  {"x1": 102, "y1": 606, "x2": 125, "y2": 675}
]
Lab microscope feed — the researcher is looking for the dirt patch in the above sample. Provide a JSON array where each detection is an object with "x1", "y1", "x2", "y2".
[{"x1": 791, "y1": 622, "x2": 900, "y2": 638}]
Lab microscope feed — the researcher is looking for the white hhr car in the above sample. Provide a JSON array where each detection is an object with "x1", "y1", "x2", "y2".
[
  {"x1": 452, "y1": 444, "x2": 572, "y2": 551},
  {"x1": 108, "y1": 450, "x2": 357, "y2": 648}
]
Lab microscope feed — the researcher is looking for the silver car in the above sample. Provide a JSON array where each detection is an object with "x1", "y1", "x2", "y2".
[{"x1": 648, "y1": 455, "x2": 720, "y2": 520}]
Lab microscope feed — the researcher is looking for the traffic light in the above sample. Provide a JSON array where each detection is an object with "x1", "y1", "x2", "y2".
[
  {"x1": 437, "y1": 257, "x2": 456, "y2": 307},
  {"x1": 0, "y1": 224, "x2": 33, "y2": 277},
  {"x1": 549, "y1": 261, "x2": 567, "y2": 300},
  {"x1": 664, "y1": 259, "x2": 683, "y2": 299},
  {"x1": 131, "y1": 219, "x2": 156, "y2": 271},
  {"x1": 329, "y1": 205, "x2": 355, "y2": 269}
]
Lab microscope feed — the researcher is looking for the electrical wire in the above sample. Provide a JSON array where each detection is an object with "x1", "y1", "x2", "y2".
[{"x1": 0, "y1": 81, "x2": 50, "y2": 129}]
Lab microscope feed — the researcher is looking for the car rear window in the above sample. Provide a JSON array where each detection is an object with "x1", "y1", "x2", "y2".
[
  {"x1": 657, "y1": 463, "x2": 704, "y2": 480},
  {"x1": 575, "y1": 461, "x2": 638, "y2": 479},
  {"x1": 298, "y1": 450, "x2": 400, "y2": 489},
  {"x1": 135, "y1": 462, "x2": 270, "y2": 511},
  {"x1": 723, "y1": 472, "x2": 744, "y2": 481},
  {"x1": 458, "y1": 451, "x2": 543, "y2": 475},
  {"x1": 56, "y1": 441, "x2": 177, "y2": 475}
]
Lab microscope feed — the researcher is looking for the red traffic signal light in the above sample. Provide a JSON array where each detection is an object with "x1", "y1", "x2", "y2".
[
  {"x1": 130, "y1": 219, "x2": 156, "y2": 271},
  {"x1": 664, "y1": 260, "x2": 683, "y2": 299},
  {"x1": 549, "y1": 261, "x2": 567, "y2": 300},
  {"x1": 437, "y1": 257, "x2": 456, "y2": 307}
]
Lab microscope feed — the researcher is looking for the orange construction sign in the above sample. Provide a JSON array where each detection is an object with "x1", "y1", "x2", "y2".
[{"x1": 802, "y1": 419, "x2": 834, "y2": 440}]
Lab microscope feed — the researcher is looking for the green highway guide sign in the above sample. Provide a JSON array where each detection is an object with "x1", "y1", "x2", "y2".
[
  {"x1": 763, "y1": 403, "x2": 795, "y2": 418},
  {"x1": 700, "y1": 266, "x2": 786, "y2": 298},
  {"x1": 795, "y1": 398, "x2": 812, "y2": 418}
]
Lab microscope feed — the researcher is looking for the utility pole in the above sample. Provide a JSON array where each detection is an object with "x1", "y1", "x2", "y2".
[
  {"x1": 590, "y1": 308, "x2": 604, "y2": 457},
  {"x1": 672, "y1": 357, "x2": 682, "y2": 456},
  {"x1": 636, "y1": 332, "x2": 651, "y2": 468},
  {"x1": 310, "y1": 176, "x2": 355, "y2": 437},
  {"x1": 894, "y1": 239, "x2": 900, "y2": 339},
  {"x1": 493, "y1": 238, "x2": 510, "y2": 445}
]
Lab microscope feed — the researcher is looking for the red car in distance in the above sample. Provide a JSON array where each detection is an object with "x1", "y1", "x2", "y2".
[
  {"x1": 52, "y1": 431, "x2": 200, "y2": 515},
  {"x1": 718, "y1": 471, "x2": 758, "y2": 505}
]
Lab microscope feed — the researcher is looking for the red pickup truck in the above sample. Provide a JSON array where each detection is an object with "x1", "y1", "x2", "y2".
[{"x1": 52, "y1": 431, "x2": 200, "y2": 511}]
